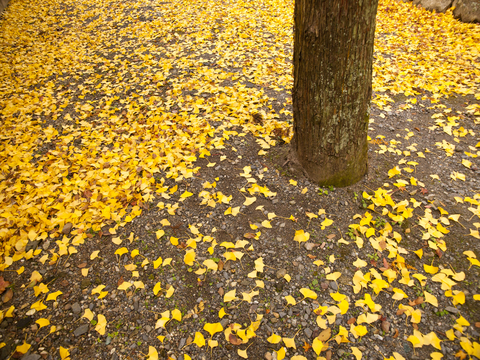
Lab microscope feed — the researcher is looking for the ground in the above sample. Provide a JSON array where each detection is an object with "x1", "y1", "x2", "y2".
[{"x1": 0, "y1": 0, "x2": 479, "y2": 360}]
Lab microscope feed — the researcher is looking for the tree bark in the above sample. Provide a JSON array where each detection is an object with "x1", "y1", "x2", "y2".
[{"x1": 292, "y1": 0, "x2": 378, "y2": 187}]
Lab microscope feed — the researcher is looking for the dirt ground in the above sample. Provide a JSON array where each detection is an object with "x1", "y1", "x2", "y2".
[{"x1": 0, "y1": 0, "x2": 479, "y2": 359}]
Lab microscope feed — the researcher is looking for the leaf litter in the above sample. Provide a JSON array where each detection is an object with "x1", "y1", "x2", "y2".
[{"x1": 0, "y1": 0, "x2": 479, "y2": 359}]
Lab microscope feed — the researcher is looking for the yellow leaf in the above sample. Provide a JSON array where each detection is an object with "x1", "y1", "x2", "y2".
[
  {"x1": 320, "y1": 218, "x2": 333, "y2": 229},
  {"x1": 424, "y1": 264, "x2": 439, "y2": 274},
  {"x1": 156, "y1": 230, "x2": 165, "y2": 239},
  {"x1": 184, "y1": 249, "x2": 195, "y2": 266},
  {"x1": 351, "y1": 346, "x2": 362, "y2": 360},
  {"x1": 153, "y1": 257, "x2": 162, "y2": 269},
  {"x1": 82, "y1": 308, "x2": 94, "y2": 322},
  {"x1": 261, "y1": 220, "x2": 272, "y2": 228},
  {"x1": 244, "y1": 197, "x2": 256, "y2": 206},
  {"x1": 285, "y1": 295, "x2": 297, "y2": 306},
  {"x1": 284, "y1": 274, "x2": 291, "y2": 282},
  {"x1": 283, "y1": 337, "x2": 296, "y2": 349},
  {"x1": 430, "y1": 352, "x2": 443, "y2": 360},
  {"x1": 46, "y1": 291, "x2": 62, "y2": 302},
  {"x1": 165, "y1": 285, "x2": 175, "y2": 298},
  {"x1": 117, "y1": 281, "x2": 132, "y2": 291},
  {"x1": 238, "y1": 348, "x2": 248, "y2": 359},
  {"x1": 224, "y1": 289, "x2": 237, "y2": 302},
  {"x1": 114, "y1": 247, "x2": 128, "y2": 256},
  {"x1": 424, "y1": 292, "x2": 438, "y2": 307},
  {"x1": 326, "y1": 272, "x2": 341, "y2": 282},
  {"x1": 90, "y1": 251, "x2": 100, "y2": 260},
  {"x1": 147, "y1": 346, "x2": 158, "y2": 360},
  {"x1": 293, "y1": 230, "x2": 310, "y2": 243},
  {"x1": 353, "y1": 258, "x2": 367, "y2": 268},
  {"x1": 414, "y1": 249, "x2": 423, "y2": 259},
  {"x1": 95, "y1": 314, "x2": 106, "y2": 335},
  {"x1": 267, "y1": 333, "x2": 282, "y2": 344},
  {"x1": 289, "y1": 179, "x2": 297, "y2": 186},
  {"x1": 204, "y1": 322, "x2": 223, "y2": 337},
  {"x1": 171, "y1": 309, "x2": 182, "y2": 322},
  {"x1": 312, "y1": 338, "x2": 324, "y2": 355},
  {"x1": 180, "y1": 191, "x2": 193, "y2": 198},
  {"x1": 275, "y1": 347, "x2": 286, "y2": 360},
  {"x1": 300, "y1": 288, "x2": 317, "y2": 300},
  {"x1": 59, "y1": 346, "x2": 70, "y2": 360},
  {"x1": 36, "y1": 318, "x2": 50, "y2": 329},
  {"x1": 15, "y1": 342, "x2": 31, "y2": 354}
]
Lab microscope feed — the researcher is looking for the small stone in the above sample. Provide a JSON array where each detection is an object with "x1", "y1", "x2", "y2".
[
  {"x1": 304, "y1": 242, "x2": 315, "y2": 251},
  {"x1": 276, "y1": 269, "x2": 287, "y2": 279},
  {"x1": 21, "y1": 355, "x2": 41, "y2": 360},
  {"x1": 321, "y1": 281, "x2": 329, "y2": 290},
  {"x1": 72, "y1": 302, "x2": 81, "y2": 314},
  {"x1": 62, "y1": 222, "x2": 73, "y2": 235},
  {"x1": 381, "y1": 320, "x2": 390, "y2": 333},
  {"x1": 178, "y1": 338, "x2": 186, "y2": 349},
  {"x1": 337, "y1": 349, "x2": 346, "y2": 357},
  {"x1": 74, "y1": 324, "x2": 89, "y2": 337},
  {"x1": 330, "y1": 281, "x2": 338, "y2": 291},
  {"x1": 265, "y1": 352, "x2": 273, "y2": 360},
  {"x1": 445, "y1": 306, "x2": 459, "y2": 314},
  {"x1": 80, "y1": 279, "x2": 91, "y2": 290},
  {"x1": 304, "y1": 327, "x2": 313, "y2": 338}
]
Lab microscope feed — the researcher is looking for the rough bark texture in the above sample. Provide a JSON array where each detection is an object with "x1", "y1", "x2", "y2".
[{"x1": 292, "y1": 0, "x2": 378, "y2": 187}]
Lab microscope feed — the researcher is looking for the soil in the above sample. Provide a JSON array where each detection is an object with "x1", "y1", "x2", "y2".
[{"x1": 0, "y1": 0, "x2": 479, "y2": 360}]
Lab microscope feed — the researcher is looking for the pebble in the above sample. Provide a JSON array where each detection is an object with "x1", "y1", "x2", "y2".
[
  {"x1": 304, "y1": 327, "x2": 312, "y2": 338},
  {"x1": 265, "y1": 352, "x2": 272, "y2": 360},
  {"x1": 276, "y1": 269, "x2": 287, "y2": 279},
  {"x1": 21, "y1": 355, "x2": 41, "y2": 360},
  {"x1": 445, "y1": 306, "x2": 459, "y2": 314},
  {"x1": 329, "y1": 281, "x2": 338, "y2": 291},
  {"x1": 74, "y1": 324, "x2": 89, "y2": 337},
  {"x1": 72, "y1": 302, "x2": 81, "y2": 314}
]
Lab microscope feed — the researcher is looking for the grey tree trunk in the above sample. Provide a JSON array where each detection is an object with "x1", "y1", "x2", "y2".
[{"x1": 292, "y1": 0, "x2": 379, "y2": 187}]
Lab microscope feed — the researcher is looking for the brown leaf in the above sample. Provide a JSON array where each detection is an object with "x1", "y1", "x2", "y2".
[
  {"x1": 326, "y1": 350, "x2": 332, "y2": 360},
  {"x1": 218, "y1": 287, "x2": 224, "y2": 296},
  {"x1": 383, "y1": 258, "x2": 390, "y2": 269},
  {"x1": 347, "y1": 317, "x2": 356, "y2": 325},
  {"x1": 186, "y1": 336, "x2": 193, "y2": 346},
  {"x1": 244, "y1": 233, "x2": 256, "y2": 239},
  {"x1": 409, "y1": 297, "x2": 424, "y2": 306},
  {"x1": 2, "y1": 288, "x2": 13, "y2": 303},
  {"x1": 379, "y1": 240, "x2": 387, "y2": 251},
  {"x1": 455, "y1": 350, "x2": 467, "y2": 359},
  {"x1": 77, "y1": 262, "x2": 87, "y2": 268},
  {"x1": 420, "y1": 188, "x2": 428, "y2": 195},
  {"x1": 229, "y1": 334, "x2": 242, "y2": 345},
  {"x1": 436, "y1": 248, "x2": 443, "y2": 258},
  {"x1": 393, "y1": 328, "x2": 399, "y2": 338},
  {"x1": 412, "y1": 323, "x2": 418, "y2": 330},
  {"x1": 306, "y1": 254, "x2": 316, "y2": 259},
  {"x1": 0, "y1": 277, "x2": 10, "y2": 294},
  {"x1": 475, "y1": 322, "x2": 480, "y2": 328},
  {"x1": 218, "y1": 259, "x2": 224, "y2": 271},
  {"x1": 302, "y1": 341, "x2": 312, "y2": 352},
  {"x1": 326, "y1": 234, "x2": 336, "y2": 239},
  {"x1": 396, "y1": 308, "x2": 406, "y2": 316},
  {"x1": 117, "y1": 276, "x2": 124, "y2": 287},
  {"x1": 317, "y1": 328, "x2": 331, "y2": 342}
]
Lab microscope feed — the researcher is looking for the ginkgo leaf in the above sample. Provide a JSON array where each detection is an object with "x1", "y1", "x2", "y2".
[
  {"x1": 424, "y1": 292, "x2": 438, "y2": 307},
  {"x1": 204, "y1": 322, "x2": 223, "y2": 337},
  {"x1": 90, "y1": 251, "x2": 100, "y2": 260},
  {"x1": 267, "y1": 332, "x2": 282, "y2": 344},
  {"x1": 147, "y1": 346, "x2": 158, "y2": 360},
  {"x1": 36, "y1": 318, "x2": 50, "y2": 329},
  {"x1": 184, "y1": 249, "x2": 195, "y2": 266},
  {"x1": 238, "y1": 348, "x2": 248, "y2": 359},
  {"x1": 283, "y1": 337, "x2": 296, "y2": 349},
  {"x1": 326, "y1": 272, "x2": 341, "y2": 282},
  {"x1": 46, "y1": 291, "x2": 62, "y2": 302},
  {"x1": 95, "y1": 314, "x2": 106, "y2": 335},
  {"x1": 224, "y1": 289, "x2": 237, "y2": 302},
  {"x1": 165, "y1": 286, "x2": 175, "y2": 298},
  {"x1": 171, "y1": 309, "x2": 182, "y2": 322},
  {"x1": 351, "y1": 346, "x2": 362, "y2": 360},
  {"x1": 118, "y1": 281, "x2": 132, "y2": 291},
  {"x1": 193, "y1": 332, "x2": 205, "y2": 347},
  {"x1": 82, "y1": 308, "x2": 94, "y2": 322},
  {"x1": 59, "y1": 346, "x2": 70, "y2": 360},
  {"x1": 15, "y1": 342, "x2": 31, "y2": 354},
  {"x1": 285, "y1": 295, "x2": 297, "y2": 306},
  {"x1": 294, "y1": 230, "x2": 310, "y2": 243},
  {"x1": 300, "y1": 288, "x2": 317, "y2": 300},
  {"x1": 244, "y1": 197, "x2": 256, "y2": 206}
]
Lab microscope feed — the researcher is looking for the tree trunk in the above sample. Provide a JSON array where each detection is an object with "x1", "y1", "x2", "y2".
[{"x1": 292, "y1": 0, "x2": 378, "y2": 187}]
